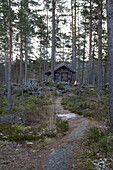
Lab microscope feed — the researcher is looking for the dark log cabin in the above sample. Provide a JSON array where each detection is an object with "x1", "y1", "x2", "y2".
[{"x1": 45, "y1": 62, "x2": 76, "y2": 83}]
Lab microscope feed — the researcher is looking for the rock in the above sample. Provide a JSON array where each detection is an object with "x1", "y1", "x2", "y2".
[
  {"x1": 89, "y1": 88, "x2": 95, "y2": 93},
  {"x1": 68, "y1": 93, "x2": 76, "y2": 101},
  {"x1": 56, "y1": 89, "x2": 68, "y2": 95},
  {"x1": 0, "y1": 114, "x2": 25, "y2": 125},
  {"x1": 50, "y1": 87, "x2": 56, "y2": 91},
  {"x1": 82, "y1": 84, "x2": 94, "y2": 89}
]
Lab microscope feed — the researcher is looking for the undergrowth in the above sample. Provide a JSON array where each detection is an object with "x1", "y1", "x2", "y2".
[
  {"x1": 0, "y1": 89, "x2": 68, "y2": 143},
  {"x1": 76, "y1": 126, "x2": 113, "y2": 169},
  {"x1": 62, "y1": 88, "x2": 109, "y2": 124},
  {"x1": 62, "y1": 87, "x2": 113, "y2": 168},
  {"x1": 0, "y1": 117, "x2": 68, "y2": 142}
]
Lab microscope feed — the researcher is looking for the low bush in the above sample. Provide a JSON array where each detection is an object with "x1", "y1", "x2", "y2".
[
  {"x1": 56, "y1": 117, "x2": 68, "y2": 134},
  {"x1": 87, "y1": 126, "x2": 104, "y2": 143}
]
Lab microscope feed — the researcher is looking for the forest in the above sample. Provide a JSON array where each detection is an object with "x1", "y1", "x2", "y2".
[{"x1": 0, "y1": 0, "x2": 113, "y2": 169}]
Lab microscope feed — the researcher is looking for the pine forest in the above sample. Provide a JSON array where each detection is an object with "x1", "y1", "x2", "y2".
[{"x1": 0, "y1": 0, "x2": 113, "y2": 169}]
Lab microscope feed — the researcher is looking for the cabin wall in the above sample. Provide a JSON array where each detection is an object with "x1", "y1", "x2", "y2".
[{"x1": 54, "y1": 68, "x2": 73, "y2": 82}]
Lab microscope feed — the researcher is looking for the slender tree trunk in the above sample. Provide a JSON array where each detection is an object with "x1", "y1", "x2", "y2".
[
  {"x1": 8, "y1": 0, "x2": 12, "y2": 110},
  {"x1": 71, "y1": 0, "x2": 74, "y2": 66},
  {"x1": 51, "y1": 0, "x2": 55, "y2": 82},
  {"x1": 46, "y1": 9, "x2": 49, "y2": 73},
  {"x1": 89, "y1": 0, "x2": 92, "y2": 84},
  {"x1": 92, "y1": 56, "x2": 95, "y2": 85},
  {"x1": 98, "y1": 0, "x2": 102, "y2": 96},
  {"x1": 5, "y1": 46, "x2": 8, "y2": 84},
  {"x1": 25, "y1": 39, "x2": 28, "y2": 86},
  {"x1": 104, "y1": 59, "x2": 107, "y2": 84},
  {"x1": 100, "y1": 0, "x2": 103, "y2": 84},
  {"x1": 81, "y1": 18, "x2": 86, "y2": 84},
  {"x1": 106, "y1": 0, "x2": 113, "y2": 129},
  {"x1": 77, "y1": 7, "x2": 80, "y2": 84},
  {"x1": 16, "y1": 57, "x2": 18, "y2": 83},
  {"x1": 73, "y1": 0, "x2": 77, "y2": 81},
  {"x1": 38, "y1": 61, "x2": 41, "y2": 80},
  {"x1": 20, "y1": 37, "x2": 23, "y2": 85}
]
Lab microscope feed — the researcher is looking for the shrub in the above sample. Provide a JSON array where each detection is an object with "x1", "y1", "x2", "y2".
[
  {"x1": 87, "y1": 126, "x2": 104, "y2": 143},
  {"x1": 56, "y1": 84, "x2": 65, "y2": 90},
  {"x1": 83, "y1": 111, "x2": 92, "y2": 118},
  {"x1": 56, "y1": 117, "x2": 68, "y2": 134}
]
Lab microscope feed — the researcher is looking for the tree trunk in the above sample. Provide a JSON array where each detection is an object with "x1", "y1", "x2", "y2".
[
  {"x1": 71, "y1": 0, "x2": 74, "y2": 66},
  {"x1": 5, "y1": 46, "x2": 8, "y2": 84},
  {"x1": 16, "y1": 57, "x2": 19, "y2": 83},
  {"x1": 98, "y1": 0, "x2": 102, "y2": 96},
  {"x1": 73, "y1": 0, "x2": 77, "y2": 81},
  {"x1": 106, "y1": 0, "x2": 113, "y2": 129},
  {"x1": 77, "y1": 7, "x2": 80, "y2": 84},
  {"x1": 104, "y1": 59, "x2": 107, "y2": 84},
  {"x1": 81, "y1": 18, "x2": 86, "y2": 84},
  {"x1": 92, "y1": 60, "x2": 95, "y2": 85},
  {"x1": 38, "y1": 61, "x2": 41, "y2": 80},
  {"x1": 46, "y1": 9, "x2": 49, "y2": 73},
  {"x1": 8, "y1": 0, "x2": 12, "y2": 110},
  {"x1": 89, "y1": 0, "x2": 92, "y2": 84},
  {"x1": 25, "y1": 39, "x2": 28, "y2": 86},
  {"x1": 20, "y1": 37, "x2": 23, "y2": 85},
  {"x1": 51, "y1": 0, "x2": 55, "y2": 82}
]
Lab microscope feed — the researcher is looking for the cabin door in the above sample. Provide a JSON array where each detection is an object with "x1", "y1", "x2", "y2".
[{"x1": 61, "y1": 72, "x2": 68, "y2": 82}]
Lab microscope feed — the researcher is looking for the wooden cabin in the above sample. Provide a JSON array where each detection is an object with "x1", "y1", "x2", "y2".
[{"x1": 45, "y1": 62, "x2": 76, "y2": 83}]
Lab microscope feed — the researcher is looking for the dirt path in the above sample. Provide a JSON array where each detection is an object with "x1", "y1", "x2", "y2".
[
  {"x1": 41, "y1": 97, "x2": 95, "y2": 170},
  {"x1": 0, "y1": 96, "x2": 96, "y2": 170}
]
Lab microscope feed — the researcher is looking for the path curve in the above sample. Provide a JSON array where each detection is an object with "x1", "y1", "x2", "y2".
[{"x1": 42, "y1": 97, "x2": 94, "y2": 170}]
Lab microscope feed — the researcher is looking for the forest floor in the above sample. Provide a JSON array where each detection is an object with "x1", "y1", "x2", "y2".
[{"x1": 0, "y1": 94, "x2": 98, "y2": 170}]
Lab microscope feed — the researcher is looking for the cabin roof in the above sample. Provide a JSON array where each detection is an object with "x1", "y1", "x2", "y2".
[{"x1": 45, "y1": 62, "x2": 77, "y2": 75}]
